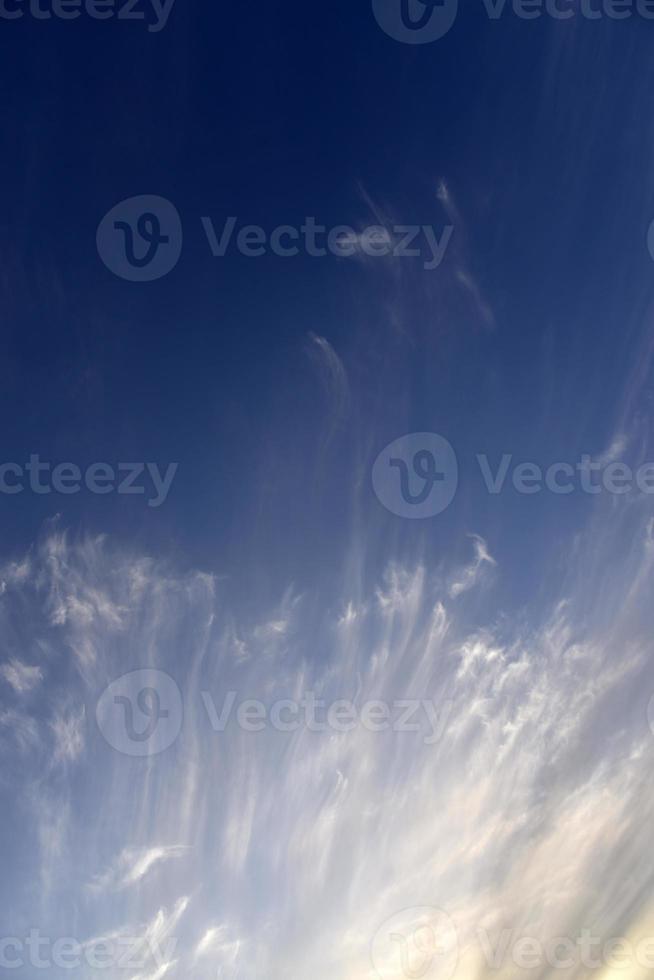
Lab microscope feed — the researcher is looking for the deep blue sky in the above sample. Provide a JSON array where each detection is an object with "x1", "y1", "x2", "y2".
[
  {"x1": 4, "y1": 4, "x2": 654, "y2": 977},
  {"x1": 1, "y1": 3, "x2": 654, "y2": 611}
]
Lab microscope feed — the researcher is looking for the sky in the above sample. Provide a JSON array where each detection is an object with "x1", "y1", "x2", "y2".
[{"x1": 2, "y1": 1, "x2": 654, "y2": 978}]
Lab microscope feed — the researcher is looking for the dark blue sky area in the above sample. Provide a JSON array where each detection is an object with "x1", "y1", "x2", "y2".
[{"x1": 1, "y1": 2, "x2": 653, "y2": 614}]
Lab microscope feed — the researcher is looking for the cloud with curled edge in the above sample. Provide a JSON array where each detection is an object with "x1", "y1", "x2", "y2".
[
  {"x1": 193, "y1": 924, "x2": 241, "y2": 967},
  {"x1": 1, "y1": 520, "x2": 654, "y2": 979},
  {"x1": 89, "y1": 845, "x2": 191, "y2": 893},
  {"x1": 448, "y1": 534, "x2": 496, "y2": 598},
  {"x1": 307, "y1": 332, "x2": 350, "y2": 440}
]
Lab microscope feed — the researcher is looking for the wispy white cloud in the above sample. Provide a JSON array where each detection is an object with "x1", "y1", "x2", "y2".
[
  {"x1": 2, "y1": 522, "x2": 654, "y2": 980},
  {"x1": 91, "y1": 845, "x2": 190, "y2": 892},
  {"x1": 307, "y1": 333, "x2": 350, "y2": 439},
  {"x1": 438, "y1": 178, "x2": 496, "y2": 329},
  {"x1": 449, "y1": 534, "x2": 496, "y2": 598},
  {"x1": 50, "y1": 705, "x2": 86, "y2": 763},
  {"x1": 82, "y1": 896, "x2": 189, "y2": 980},
  {"x1": 0, "y1": 707, "x2": 39, "y2": 752},
  {"x1": 193, "y1": 923, "x2": 241, "y2": 965},
  {"x1": 0, "y1": 657, "x2": 43, "y2": 693}
]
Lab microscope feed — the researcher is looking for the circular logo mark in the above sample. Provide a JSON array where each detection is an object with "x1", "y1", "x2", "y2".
[
  {"x1": 96, "y1": 195, "x2": 182, "y2": 282},
  {"x1": 96, "y1": 669, "x2": 183, "y2": 757},
  {"x1": 647, "y1": 220, "x2": 654, "y2": 263},
  {"x1": 371, "y1": 906, "x2": 459, "y2": 980},
  {"x1": 372, "y1": 433, "x2": 458, "y2": 518},
  {"x1": 372, "y1": 0, "x2": 458, "y2": 43},
  {"x1": 647, "y1": 693, "x2": 654, "y2": 736}
]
